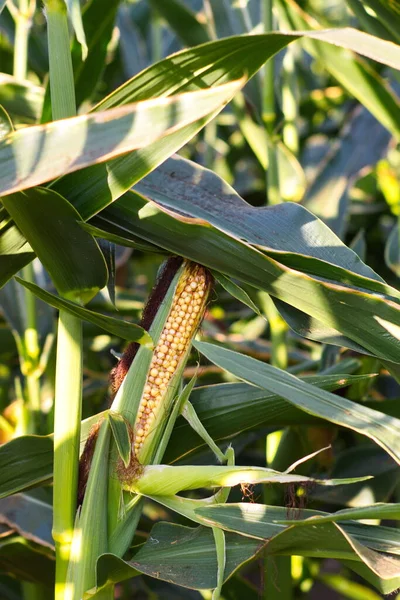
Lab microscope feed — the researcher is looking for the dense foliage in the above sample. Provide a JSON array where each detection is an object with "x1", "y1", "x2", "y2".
[{"x1": 1, "y1": 0, "x2": 400, "y2": 598}]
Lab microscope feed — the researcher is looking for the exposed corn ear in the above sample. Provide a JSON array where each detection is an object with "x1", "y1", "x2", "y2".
[{"x1": 133, "y1": 262, "x2": 211, "y2": 459}]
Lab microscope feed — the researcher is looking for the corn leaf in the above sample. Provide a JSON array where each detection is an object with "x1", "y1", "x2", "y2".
[
  {"x1": 15, "y1": 277, "x2": 153, "y2": 346},
  {"x1": 194, "y1": 341, "x2": 400, "y2": 465},
  {"x1": 3, "y1": 188, "x2": 108, "y2": 303}
]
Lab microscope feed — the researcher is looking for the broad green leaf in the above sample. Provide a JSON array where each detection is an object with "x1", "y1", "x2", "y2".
[
  {"x1": 0, "y1": 435, "x2": 53, "y2": 499},
  {"x1": 0, "y1": 74, "x2": 44, "y2": 123},
  {"x1": 15, "y1": 278, "x2": 153, "y2": 346},
  {"x1": 0, "y1": 0, "x2": 6, "y2": 14},
  {"x1": 195, "y1": 504, "x2": 400, "y2": 590},
  {"x1": 3, "y1": 188, "x2": 107, "y2": 303},
  {"x1": 134, "y1": 154, "x2": 395, "y2": 293},
  {"x1": 0, "y1": 494, "x2": 53, "y2": 549},
  {"x1": 0, "y1": 80, "x2": 242, "y2": 197},
  {"x1": 0, "y1": 412, "x2": 106, "y2": 500},
  {"x1": 276, "y1": 0, "x2": 400, "y2": 138},
  {"x1": 127, "y1": 464, "x2": 369, "y2": 496},
  {"x1": 95, "y1": 192, "x2": 400, "y2": 361},
  {"x1": 194, "y1": 341, "x2": 400, "y2": 465},
  {"x1": 94, "y1": 523, "x2": 263, "y2": 593}
]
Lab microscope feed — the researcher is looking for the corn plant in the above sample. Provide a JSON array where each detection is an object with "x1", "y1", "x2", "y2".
[{"x1": 1, "y1": 0, "x2": 400, "y2": 599}]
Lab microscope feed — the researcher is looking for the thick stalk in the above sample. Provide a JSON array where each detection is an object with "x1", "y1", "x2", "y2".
[
  {"x1": 52, "y1": 311, "x2": 82, "y2": 599},
  {"x1": 12, "y1": 0, "x2": 32, "y2": 80},
  {"x1": 46, "y1": 0, "x2": 76, "y2": 120},
  {"x1": 44, "y1": 3, "x2": 79, "y2": 597},
  {"x1": 262, "y1": 0, "x2": 280, "y2": 206}
]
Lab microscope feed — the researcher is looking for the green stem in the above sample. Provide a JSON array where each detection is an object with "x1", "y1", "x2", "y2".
[
  {"x1": 45, "y1": 0, "x2": 76, "y2": 119},
  {"x1": 13, "y1": 0, "x2": 31, "y2": 80},
  {"x1": 52, "y1": 310, "x2": 82, "y2": 600},
  {"x1": 262, "y1": 0, "x2": 280, "y2": 206},
  {"x1": 44, "y1": 4, "x2": 81, "y2": 597}
]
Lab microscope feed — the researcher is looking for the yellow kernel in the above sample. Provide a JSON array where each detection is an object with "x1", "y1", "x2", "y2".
[
  {"x1": 148, "y1": 398, "x2": 155, "y2": 408},
  {"x1": 163, "y1": 360, "x2": 170, "y2": 368},
  {"x1": 198, "y1": 290, "x2": 205, "y2": 297},
  {"x1": 175, "y1": 316, "x2": 183, "y2": 324},
  {"x1": 144, "y1": 384, "x2": 151, "y2": 393},
  {"x1": 148, "y1": 376, "x2": 155, "y2": 383},
  {"x1": 141, "y1": 399, "x2": 148, "y2": 406},
  {"x1": 169, "y1": 328, "x2": 177, "y2": 335},
  {"x1": 170, "y1": 359, "x2": 178, "y2": 368},
  {"x1": 178, "y1": 343, "x2": 185, "y2": 351},
  {"x1": 159, "y1": 344, "x2": 169, "y2": 354},
  {"x1": 150, "y1": 368, "x2": 158, "y2": 377},
  {"x1": 137, "y1": 428, "x2": 144, "y2": 436},
  {"x1": 150, "y1": 388, "x2": 158, "y2": 397},
  {"x1": 155, "y1": 377, "x2": 162, "y2": 385},
  {"x1": 171, "y1": 342, "x2": 178, "y2": 350},
  {"x1": 157, "y1": 352, "x2": 165, "y2": 359},
  {"x1": 167, "y1": 365, "x2": 175, "y2": 373},
  {"x1": 193, "y1": 305, "x2": 201, "y2": 313},
  {"x1": 166, "y1": 334, "x2": 173, "y2": 342},
  {"x1": 156, "y1": 358, "x2": 163, "y2": 365},
  {"x1": 190, "y1": 281, "x2": 198, "y2": 290},
  {"x1": 159, "y1": 383, "x2": 167, "y2": 390}
]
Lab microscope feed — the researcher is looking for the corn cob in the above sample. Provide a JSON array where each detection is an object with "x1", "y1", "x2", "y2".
[
  {"x1": 78, "y1": 258, "x2": 211, "y2": 501},
  {"x1": 133, "y1": 262, "x2": 210, "y2": 455}
]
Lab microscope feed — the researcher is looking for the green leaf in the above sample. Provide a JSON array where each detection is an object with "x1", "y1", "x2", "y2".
[
  {"x1": 0, "y1": 494, "x2": 53, "y2": 549},
  {"x1": 0, "y1": 435, "x2": 53, "y2": 499},
  {"x1": 134, "y1": 155, "x2": 390, "y2": 292},
  {"x1": 96, "y1": 192, "x2": 400, "y2": 361},
  {"x1": 72, "y1": 0, "x2": 120, "y2": 106},
  {"x1": 0, "y1": 80, "x2": 242, "y2": 197},
  {"x1": 165, "y1": 374, "x2": 377, "y2": 463},
  {"x1": 277, "y1": 503, "x2": 400, "y2": 526},
  {"x1": 15, "y1": 277, "x2": 153, "y2": 346},
  {"x1": 2, "y1": 188, "x2": 107, "y2": 303},
  {"x1": 213, "y1": 272, "x2": 262, "y2": 317},
  {"x1": 57, "y1": 27, "x2": 400, "y2": 220},
  {"x1": 194, "y1": 504, "x2": 400, "y2": 591},
  {"x1": 194, "y1": 341, "x2": 400, "y2": 465},
  {"x1": 108, "y1": 412, "x2": 132, "y2": 469},
  {"x1": 127, "y1": 464, "x2": 369, "y2": 496},
  {"x1": 94, "y1": 523, "x2": 263, "y2": 592}
]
